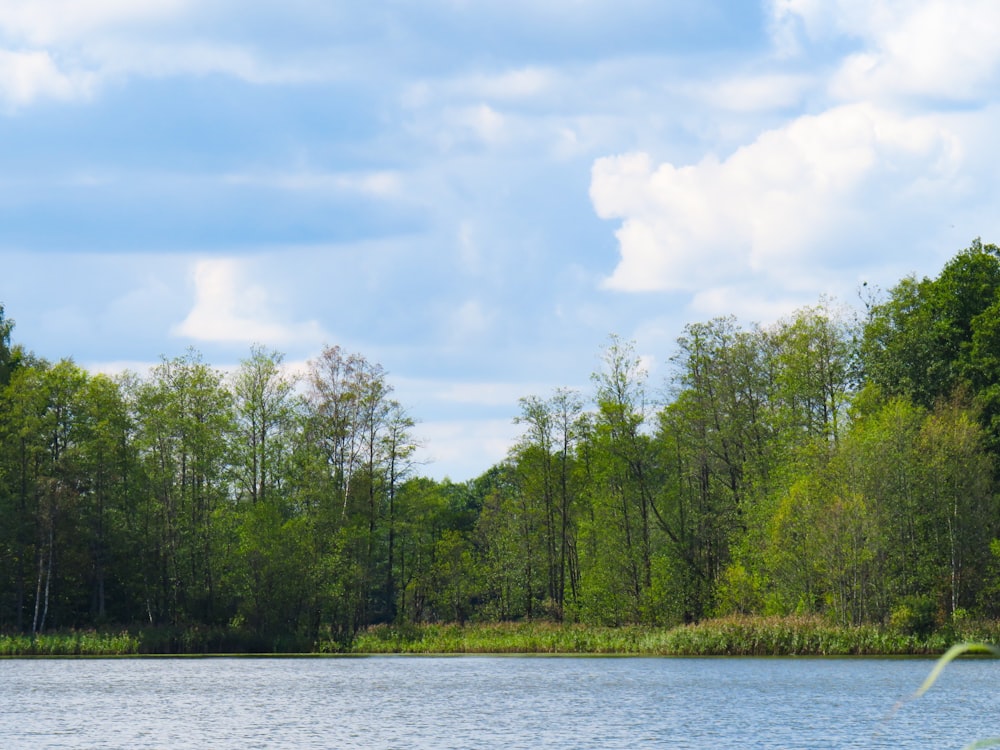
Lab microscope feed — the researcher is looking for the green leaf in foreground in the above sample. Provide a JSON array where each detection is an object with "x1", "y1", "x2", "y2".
[
  {"x1": 905, "y1": 642, "x2": 1000, "y2": 750},
  {"x1": 913, "y1": 642, "x2": 1000, "y2": 698}
]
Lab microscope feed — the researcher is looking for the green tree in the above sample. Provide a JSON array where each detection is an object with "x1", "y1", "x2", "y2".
[
  {"x1": 130, "y1": 350, "x2": 235, "y2": 626},
  {"x1": 301, "y1": 344, "x2": 411, "y2": 632},
  {"x1": 0, "y1": 359, "x2": 98, "y2": 632},
  {"x1": 580, "y1": 336, "x2": 661, "y2": 623},
  {"x1": 861, "y1": 239, "x2": 1000, "y2": 419},
  {"x1": 916, "y1": 396, "x2": 995, "y2": 614},
  {"x1": 0, "y1": 303, "x2": 21, "y2": 387},
  {"x1": 72, "y1": 373, "x2": 136, "y2": 623},
  {"x1": 510, "y1": 388, "x2": 583, "y2": 619},
  {"x1": 230, "y1": 344, "x2": 300, "y2": 506},
  {"x1": 393, "y1": 477, "x2": 471, "y2": 623},
  {"x1": 772, "y1": 301, "x2": 857, "y2": 446},
  {"x1": 380, "y1": 400, "x2": 417, "y2": 622},
  {"x1": 657, "y1": 319, "x2": 776, "y2": 621}
]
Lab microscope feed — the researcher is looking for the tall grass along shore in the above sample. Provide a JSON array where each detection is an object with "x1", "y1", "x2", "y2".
[
  {"x1": 332, "y1": 617, "x2": 991, "y2": 656},
  {"x1": 0, "y1": 630, "x2": 139, "y2": 656},
  {"x1": 5, "y1": 617, "x2": 1000, "y2": 657}
]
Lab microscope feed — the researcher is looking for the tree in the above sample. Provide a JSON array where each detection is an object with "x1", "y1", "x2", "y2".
[
  {"x1": 380, "y1": 400, "x2": 417, "y2": 622},
  {"x1": 305, "y1": 345, "x2": 379, "y2": 514},
  {"x1": 583, "y1": 335, "x2": 659, "y2": 622},
  {"x1": 131, "y1": 350, "x2": 235, "y2": 626},
  {"x1": 512, "y1": 391, "x2": 579, "y2": 618},
  {"x1": 72, "y1": 373, "x2": 135, "y2": 623},
  {"x1": 656, "y1": 319, "x2": 775, "y2": 620},
  {"x1": 757, "y1": 393, "x2": 995, "y2": 625},
  {"x1": 550, "y1": 388, "x2": 585, "y2": 612},
  {"x1": 771, "y1": 301, "x2": 857, "y2": 446},
  {"x1": 302, "y1": 344, "x2": 413, "y2": 631},
  {"x1": 0, "y1": 303, "x2": 20, "y2": 387},
  {"x1": 230, "y1": 344, "x2": 300, "y2": 507},
  {"x1": 0, "y1": 359, "x2": 95, "y2": 632},
  {"x1": 862, "y1": 239, "x2": 1000, "y2": 412},
  {"x1": 916, "y1": 396, "x2": 995, "y2": 614}
]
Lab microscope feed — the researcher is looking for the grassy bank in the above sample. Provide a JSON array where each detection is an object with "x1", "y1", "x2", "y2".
[
  {"x1": 0, "y1": 630, "x2": 139, "y2": 656},
  {"x1": 0, "y1": 626, "x2": 312, "y2": 656},
  {"x1": 6, "y1": 617, "x2": 1000, "y2": 656},
  {"x1": 332, "y1": 616, "x2": 1000, "y2": 656}
]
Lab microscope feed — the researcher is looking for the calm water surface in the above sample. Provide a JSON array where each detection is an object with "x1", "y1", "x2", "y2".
[{"x1": 1, "y1": 656, "x2": 998, "y2": 749}]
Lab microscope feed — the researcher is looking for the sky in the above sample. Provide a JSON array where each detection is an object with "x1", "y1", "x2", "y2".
[{"x1": 3, "y1": 0, "x2": 1000, "y2": 481}]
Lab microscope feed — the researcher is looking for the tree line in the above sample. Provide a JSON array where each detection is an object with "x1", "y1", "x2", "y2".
[{"x1": 3, "y1": 239, "x2": 1000, "y2": 640}]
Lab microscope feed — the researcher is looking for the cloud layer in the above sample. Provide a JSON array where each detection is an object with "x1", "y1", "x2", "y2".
[
  {"x1": 593, "y1": 0, "x2": 999, "y2": 321},
  {"x1": 5, "y1": 1, "x2": 1000, "y2": 480},
  {"x1": 172, "y1": 258, "x2": 326, "y2": 347}
]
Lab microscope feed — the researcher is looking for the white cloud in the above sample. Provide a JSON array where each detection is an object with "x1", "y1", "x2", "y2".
[
  {"x1": 0, "y1": 0, "x2": 190, "y2": 46},
  {"x1": 92, "y1": 39, "x2": 337, "y2": 85},
  {"x1": 414, "y1": 418, "x2": 519, "y2": 480},
  {"x1": 435, "y1": 381, "x2": 533, "y2": 407},
  {"x1": 686, "y1": 72, "x2": 813, "y2": 113},
  {"x1": 460, "y1": 104, "x2": 506, "y2": 144},
  {"x1": 770, "y1": 0, "x2": 1000, "y2": 102},
  {"x1": 688, "y1": 284, "x2": 816, "y2": 326},
  {"x1": 591, "y1": 103, "x2": 962, "y2": 293},
  {"x1": 442, "y1": 67, "x2": 555, "y2": 101},
  {"x1": 172, "y1": 258, "x2": 326, "y2": 346},
  {"x1": 0, "y1": 48, "x2": 95, "y2": 106},
  {"x1": 831, "y1": 2, "x2": 1000, "y2": 102},
  {"x1": 393, "y1": 376, "x2": 563, "y2": 416},
  {"x1": 0, "y1": 0, "x2": 341, "y2": 111}
]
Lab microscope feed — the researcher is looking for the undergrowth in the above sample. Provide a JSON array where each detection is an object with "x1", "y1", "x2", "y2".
[{"x1": 6, "y1": 616, "x2": 1000, "y2": 656}]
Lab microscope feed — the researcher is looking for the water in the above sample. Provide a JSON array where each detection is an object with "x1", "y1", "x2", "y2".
[{"x1": 1, "y1": 656, "x2": 997, "y2": 749}]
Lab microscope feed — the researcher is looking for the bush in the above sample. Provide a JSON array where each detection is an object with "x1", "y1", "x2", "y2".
[{"x1": 890, "y1": 595, "x2": 939, "y2": 638}]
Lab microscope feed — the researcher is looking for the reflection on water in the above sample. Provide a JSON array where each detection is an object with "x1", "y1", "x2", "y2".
[{"x1": 0, "y1": 655, "x2": 997, "y2": 749}]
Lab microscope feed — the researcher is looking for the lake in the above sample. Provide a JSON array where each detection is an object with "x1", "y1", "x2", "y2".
[{"x1": 0, "y1": 656, "x2": 997, "y2": 748}]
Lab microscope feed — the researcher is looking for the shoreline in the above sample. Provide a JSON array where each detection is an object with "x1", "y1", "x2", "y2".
[{"x1": 4, "y1": 616, "x2": 998, "y2": 657}]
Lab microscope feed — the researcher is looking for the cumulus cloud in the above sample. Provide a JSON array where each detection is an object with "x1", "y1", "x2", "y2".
[
  {"x1": 831, "y1": 2, "x2": 1000, "y2": 102},
  {"x1": 0, "y1": 0, "x2": 190, "y2": 46},
  {"x1": 0, "y1": 0, "x2": 194, "y2": 105},
  {"x1": 592, "y1": 103, "x2": 962, "y2": 293},
  {"x1": 770, "y1": 0, "x2": 1000, "y2": 102},
  {"x1": 172, "y1": 258, "x2": 326, "y2": 346},
  {"x1": 0, "y1": 48, "x2": 95, "y2": 107},
  {"x1": 0, "y1": 0, "x2": 339, "y2": 111},
  {"x1": 593, "y1": 0, "x2": 1000, "y2": 306}
]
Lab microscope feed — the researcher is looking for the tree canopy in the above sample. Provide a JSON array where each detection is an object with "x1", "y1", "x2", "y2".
[{"x1": 2, "y1": 240, "x2": 1000, "y2": 639}]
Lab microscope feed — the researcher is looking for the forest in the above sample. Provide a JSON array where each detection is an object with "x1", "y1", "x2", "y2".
[{"x1": 4, "y1": 239, "x2": 1000, "y2": 645}]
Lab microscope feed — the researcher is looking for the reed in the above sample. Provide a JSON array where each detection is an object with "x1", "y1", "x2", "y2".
[
  {"x1": 900, "y1": 642, "x2": 1000, "y2": 750},
  {"x1": 0, "y1": 630, "x2": 139, "y2": 656},
  {"x1": 6, "y1": 615, "x2": 996, "y2": 656},
  {"x1": 333, "y1": 622, "x2": 654, "y2": 655},
  {"x1": 134, "y1": 625, "x2": 314, "y2": 654},
  {"x1": 340, "y1": 617, "x2": 964, "y2": 656}
]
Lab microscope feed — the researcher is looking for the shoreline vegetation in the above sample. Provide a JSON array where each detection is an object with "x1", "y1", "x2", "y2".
[
  {"x1": 8, "y1": 244, "x2": 1000, "y2": 652},
  {"x1": 4, "y1": 616, "x2": 1000, "y2": 657}
]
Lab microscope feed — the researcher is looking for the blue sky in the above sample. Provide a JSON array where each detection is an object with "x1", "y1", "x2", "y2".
[{"x1": 3, "y1": 0, "x2": 1000, "y2": 480}]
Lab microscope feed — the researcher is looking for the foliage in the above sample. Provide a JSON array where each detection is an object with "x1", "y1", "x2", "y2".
[
  {"x1": 339, "y1": 617, "x2": 953, "y2": 656},
  {"x1": 0, "y1": 630, "x2": 139, "y2": 656},
  {"x1": 2, "y1": 240, "x2": 1000, "y2": 644}
]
